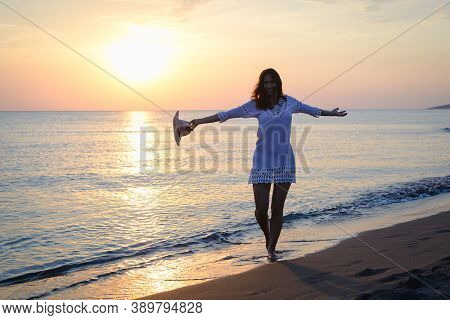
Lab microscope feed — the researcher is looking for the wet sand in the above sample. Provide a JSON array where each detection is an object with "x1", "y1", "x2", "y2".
[{"x1": 141, "y1": 210, "x2": 450, "y2": 299}]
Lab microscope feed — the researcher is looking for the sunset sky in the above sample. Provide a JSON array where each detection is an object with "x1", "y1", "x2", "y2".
[{"x1": 0, "y1": 0, "x2": 449, "y2": 111}]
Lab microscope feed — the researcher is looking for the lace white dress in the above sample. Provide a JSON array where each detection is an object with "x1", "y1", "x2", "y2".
[{"x1": 217, "y1": 95, "x2": 321, "y2": 184}]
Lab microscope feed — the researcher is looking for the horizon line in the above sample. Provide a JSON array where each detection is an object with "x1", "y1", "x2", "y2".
[{"x1": 0, "y1": 107, "x2": 447, "y2": 112}]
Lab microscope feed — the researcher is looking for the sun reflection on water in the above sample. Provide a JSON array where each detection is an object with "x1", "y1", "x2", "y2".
[{"x1": 122, "y1": 111, "x2": 151, "y2": 175}]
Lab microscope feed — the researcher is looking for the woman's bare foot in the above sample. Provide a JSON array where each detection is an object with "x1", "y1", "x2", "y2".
[{"x1": 267, "y1": 249, "x2": 277, "y2": 262}]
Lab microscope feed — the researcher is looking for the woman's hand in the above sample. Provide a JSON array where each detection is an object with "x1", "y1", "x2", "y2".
[
  {"x1": 188, "y1": 119, "x2": 199, "y2": 131},
  {"x1": 331, "y1": 108, "x2": 347, "y2": 117}
]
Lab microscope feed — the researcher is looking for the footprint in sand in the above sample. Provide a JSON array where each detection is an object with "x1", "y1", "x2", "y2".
[
  {"x1": 377, "y1": 268, "x2": 424, "y2": 283},
  {"x1": 354, "y1": 267, "x2": 388, "y2": 277}
]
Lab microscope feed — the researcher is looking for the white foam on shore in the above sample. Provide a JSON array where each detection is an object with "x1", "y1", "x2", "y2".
[
  {"x1": 36, "y1": 193, "x2": 450, "y2": 299},
  {"x1": 277, "y1": 192, "x2": 450, "y2": 261}
]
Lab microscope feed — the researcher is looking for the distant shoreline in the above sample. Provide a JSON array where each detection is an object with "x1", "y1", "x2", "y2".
[{"x1": 428, "y1": 104, "x2": 450, "y2": 110}]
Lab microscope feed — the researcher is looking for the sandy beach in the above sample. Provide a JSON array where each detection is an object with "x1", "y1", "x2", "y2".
[{"x1": 141, "y1": 210, "x2": 450, "y2": 299}]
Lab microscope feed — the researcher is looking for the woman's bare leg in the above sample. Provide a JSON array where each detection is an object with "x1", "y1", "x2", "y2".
[
  {"x1": 252, "y1": 183, "x2": 271, "y2": 250},
  {"x1": 268, "y1": 183, "x2": 291, "y2": 256}
]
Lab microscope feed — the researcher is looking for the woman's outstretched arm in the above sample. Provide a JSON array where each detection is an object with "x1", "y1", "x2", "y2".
[
  {"x1": 188, "y1": 114, "x2": 220, "y2": 131},
  {"x1": 320, "y1": 108, "x2": 347, "y2": 117},
  {"x1": 188, "y1": 102, "x2": 254, "y2": 131},
  {"x1": 292, "y1": 98, "x2": 347, "y2": 118}
]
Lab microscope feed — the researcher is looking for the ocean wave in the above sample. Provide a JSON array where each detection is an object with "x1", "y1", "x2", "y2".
[
  {"x1": 25, "y1": 249, "x2": 195, "y2": 300},
  {"x1": 0, "y1": 228, "x2": 243, "y2": 287},
  {"x1": 0, "y1": 172, "x2": 186, "y2": 191},
  {"x1": 284, "y1": 174, "x2": 450, "y2": 223},
  {"x1": 1, "y1": 174, "x2": 449, "y2": 295}
]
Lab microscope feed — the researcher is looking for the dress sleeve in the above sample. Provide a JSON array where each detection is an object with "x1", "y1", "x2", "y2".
[
  {"x1": 291, "y1": 97, "x2": 321, "y2": 118},
  {"x1": 217, "y1": 100, "x2": 256, "y2": 123}
]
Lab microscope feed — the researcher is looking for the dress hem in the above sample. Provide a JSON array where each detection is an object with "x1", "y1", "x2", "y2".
[{"x1": 248, "y1": 167, "x2": 296, "y2": 184}]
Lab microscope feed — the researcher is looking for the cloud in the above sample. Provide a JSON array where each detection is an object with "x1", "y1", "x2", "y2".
[
  {"x1": 0, "y1": 23, "x2": 45, "y2": 46},
  {"x1": 362, "y1": 0, "x2": 392, "y2": 12},
  {"x1": 171, "y1": 0, "x2": 212, "y2": 21},
  {"x1": 436, "y1": 5, "x2": 450, "y2": 19},
  {"x1": 101, "y1": 0, "x2": 212, "y2": 15},
  {"x1": 97, "y1": 0, "x2": 213, "y2": 24},
  {"x1": 295, "y1": 0, "x2": 397, "y2": 11},
  {"x1": 101, "y1": 0, "x2": 166, "y2": 3},
  {"x1": 177, "y1": 0, "x2": 211, "y2": 11}
]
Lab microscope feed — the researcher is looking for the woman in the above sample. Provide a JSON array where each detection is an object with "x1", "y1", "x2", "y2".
[{"x1": 188, "y1": 68, "x2": 347, "y2": 261}]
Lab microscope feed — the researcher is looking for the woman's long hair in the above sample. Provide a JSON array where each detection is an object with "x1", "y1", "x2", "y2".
[{"x1": 251, "y1": 68, "x2": 286, "y2": 110}]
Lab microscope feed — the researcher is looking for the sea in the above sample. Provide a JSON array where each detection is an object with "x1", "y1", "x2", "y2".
[{"x1": 0, "y1": 109, "x2": 449, "y2": 299}]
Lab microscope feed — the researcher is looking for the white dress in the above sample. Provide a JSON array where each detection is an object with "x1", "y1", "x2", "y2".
[{"x1": 217, "y1": 95, "x2": 321, "y2": 184}]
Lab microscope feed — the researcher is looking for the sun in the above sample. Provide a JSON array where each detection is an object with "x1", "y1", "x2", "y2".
[{"x1": 104, "y1": 26, "x2": 175, "y2": 84}]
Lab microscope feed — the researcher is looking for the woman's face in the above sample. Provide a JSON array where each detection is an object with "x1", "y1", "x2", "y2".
[{"x1": 263, "y1": 73, "x2": 276, "y2": 96}]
